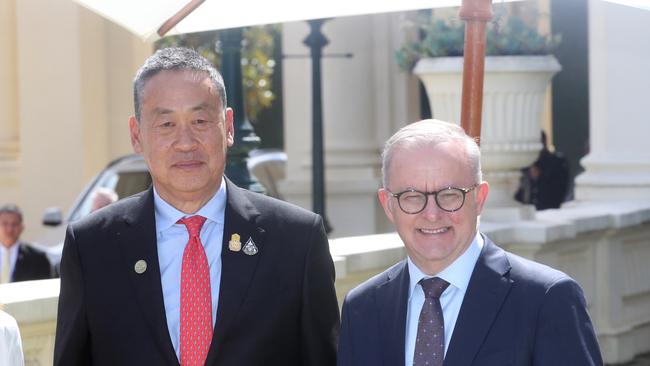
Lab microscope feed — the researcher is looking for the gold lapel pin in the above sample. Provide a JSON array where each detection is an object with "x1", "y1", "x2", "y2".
[
  {"x1": 229, "y1": 233, "x2": 242, "y2": 252},
  {"x1": 134, "y1": 259, "x2": 147, "y2": 274}
]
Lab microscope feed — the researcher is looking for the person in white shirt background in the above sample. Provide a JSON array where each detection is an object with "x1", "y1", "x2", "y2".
[{"x1": 0, "y1": 309, "x2": 25, "y2": 366}]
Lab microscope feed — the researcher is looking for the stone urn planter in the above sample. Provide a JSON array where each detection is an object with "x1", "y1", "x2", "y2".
[{"x1": 414, "y1": 55, "x2": 561, "y2": 220}]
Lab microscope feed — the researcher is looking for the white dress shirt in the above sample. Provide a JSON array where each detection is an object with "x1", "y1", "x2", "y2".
[
  {"x1": 154, "y1": 179, "x2": 227, "y2": 359},
  {"x1": 404, "y1": 233, "x2": 484, "y2": 366},
  {"x1": 0, "y1": 243, "x2": 19, "y2": 283},
  {"x1": 0, "y1": 310, "x2": 24, "y2": 366}
]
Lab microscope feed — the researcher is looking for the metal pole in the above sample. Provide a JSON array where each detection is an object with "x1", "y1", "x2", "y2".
[
  {"x1": 221, "y1": 28, "x2": 265, "y2": 193},
  {"x1": 459, "y1": 0, "x2": 493, "y2": 144},
  {"x1": 157, "y1": 0, "x2": 205, "y2": 37},
  {"x1": 304, "y1": 19, "x2": 332, "y2": 233}
]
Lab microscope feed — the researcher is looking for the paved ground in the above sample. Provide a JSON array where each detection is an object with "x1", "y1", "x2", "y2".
[{"x1": 614, "y1": 353, "x2": 650, "y2": 366}]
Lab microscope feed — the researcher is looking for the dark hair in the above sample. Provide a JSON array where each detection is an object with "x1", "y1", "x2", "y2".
[
  {"x1": 0, "y1": 204, "x2": 23, "y2": 222},
  {"x1": 133, "y1": 47, "x2": 227, "y2": 121}
]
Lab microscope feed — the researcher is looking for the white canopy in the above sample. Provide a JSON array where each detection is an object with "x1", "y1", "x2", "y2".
[{"x1": 72, "y1": 0, "x2": 520, "y2": 42}]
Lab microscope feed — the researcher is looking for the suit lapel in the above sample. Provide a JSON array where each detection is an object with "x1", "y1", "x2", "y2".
[
  {"x1": 12, "y1": 244, "x2": 27, "y2": 281},
  {"x1": 205, "y1": 179, "x2": 266, "y2": 365},
  {"x1": 120, "y1": 188, "x2": 179, "y2": 366},
  {"x1": 444, "y1": 235, "x2": 512, "y2": 366},
  {"x1": 376, "y1": 261, "x2": 410, "y2": 366}
]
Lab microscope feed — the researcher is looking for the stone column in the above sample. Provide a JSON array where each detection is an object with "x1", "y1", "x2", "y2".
[
  {"x1": 0, "y1": 0, "x2": 21, "y2": 204},
  {"x1": 574, "y1": 0, "x2": 650, "y2": 200},
  {"x1": 12, "y1": 0, "x2": 150, "y2": 241},
  {"x1": 569, "y1": 2, "x2": 650, "y2": 360},
  {"x1": 0, "y1": 0, "x2": 20, "y2": 162}
]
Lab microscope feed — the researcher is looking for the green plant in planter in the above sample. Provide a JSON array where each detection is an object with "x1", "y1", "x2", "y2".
[
  {"x1": 396, "y1": 6, "x2": 561, "y2": 71},
  {"x1": 156, "y1": 25, "x2": 278, "y2": 122}
]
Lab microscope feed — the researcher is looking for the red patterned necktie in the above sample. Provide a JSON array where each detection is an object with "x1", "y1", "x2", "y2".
[{"x1": 178, "y1": 215, "x2": 212, "y2": 366}]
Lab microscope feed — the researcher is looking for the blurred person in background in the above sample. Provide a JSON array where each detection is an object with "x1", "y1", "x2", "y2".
[
  {"x1": 90, "y1": 187, "x2": 119, "y2": 213},
  {"x1": 0, "y1": 204, "x2": 51, "y2": 283},
  {"x1": 0, "y1": 309, "x2": 25, "y2": 366},
  {"x1": 515, "y1": 131, "x2": 569, "y2": 210}
]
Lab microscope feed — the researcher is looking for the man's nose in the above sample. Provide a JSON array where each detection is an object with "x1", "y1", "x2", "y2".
[
  {"x1": 174, "y1": 122, "x2": 198, "y2": 150},
  {"x1": 421, "y1": 196, "x2": 443, "y2": 219}
]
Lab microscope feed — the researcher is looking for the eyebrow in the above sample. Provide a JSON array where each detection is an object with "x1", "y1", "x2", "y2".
[
  {"x1": 190, "y1": 102, "x2": 211, "y2": 112},
  {"x1": 151, "y1": 102, "x2": 215, "y2": 116},
  {"x1": 151, "y1": 107, "x2": 174, "y2": 116}
]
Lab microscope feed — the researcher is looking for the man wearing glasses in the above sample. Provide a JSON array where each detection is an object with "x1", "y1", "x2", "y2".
[{"x1": 337, "y1": 119, "x2": 602, "y2": 366}]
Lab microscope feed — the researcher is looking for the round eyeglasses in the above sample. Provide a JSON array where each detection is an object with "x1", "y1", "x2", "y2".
[{"x1": 386, "y1": 185, "x2": 478, "y2": 214}]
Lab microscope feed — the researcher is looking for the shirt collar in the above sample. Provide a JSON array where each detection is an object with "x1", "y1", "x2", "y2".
[
  {"x1": 153, "y1": 178, "x2": 227, "y2": 232},
  {"x1": 407, "y1": 232, "x2": 484, "y2": 299},
  {"x1": 1, "y1": 242, "x2": 20, "y2": 264}
]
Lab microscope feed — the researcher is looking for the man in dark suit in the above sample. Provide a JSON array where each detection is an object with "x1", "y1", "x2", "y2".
[
  {"x1": 338, "y1": 120, "x2": 602, "y2": 366},
  {"x1": 54, "y1": 48, "x2": 339, "y2": 366},
  {"x1": 0, "y1": 204, "x2": 51, "y2": 283}
]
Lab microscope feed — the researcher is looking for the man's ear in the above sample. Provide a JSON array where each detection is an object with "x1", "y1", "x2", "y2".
[
  {"x1": 474, "y1": 181, "x2": 489, "y2": 215},
  {"x1": 129, "y1": 116, "x2": 143, "y2": 153},
  {"x1": 225, "y1": 107, "x2": 234, "y2": 147},
  {"x1": 378, "y1": 188, "x2": 396, "y2": 223}
]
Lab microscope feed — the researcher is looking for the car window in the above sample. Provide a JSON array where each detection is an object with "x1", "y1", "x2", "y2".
[
  {"x1": 69, "y1": 170, "x2": 152, "y2": 222},
  {"x1": 115, "y1": 171, "x2": 153, "y2": 198}
]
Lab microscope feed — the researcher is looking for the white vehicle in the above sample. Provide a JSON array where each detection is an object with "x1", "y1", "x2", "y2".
[{"x1": 34, "y1": 155, "x2": 151, "y2": 265}]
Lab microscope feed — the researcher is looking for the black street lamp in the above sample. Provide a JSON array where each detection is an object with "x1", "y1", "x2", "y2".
[
  {"x1": 304, "y1": 19, "x2": 333, "y2": 233},
  {"x1": 220, "y1": 28, "x2": 265, "y2": 193}
]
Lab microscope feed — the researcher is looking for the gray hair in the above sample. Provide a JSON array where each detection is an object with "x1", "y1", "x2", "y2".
[
  {"x1": 0, "y1": 204, "x2": 23, "y2": 223},
  {"x1": 381, "y1": 119, "x2": 482, "y2": 188},
  {"x1": 133, "y1": 47, "x2": 227, "y2": 122}
]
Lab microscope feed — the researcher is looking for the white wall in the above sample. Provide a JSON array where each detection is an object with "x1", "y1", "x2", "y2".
[{"x1": 0, "y1": 0, "x2": 151, "y2": 242}]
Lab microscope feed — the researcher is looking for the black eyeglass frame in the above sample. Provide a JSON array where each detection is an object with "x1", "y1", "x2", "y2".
[{"x1": 386, "y1": 184, "x2": 478, "y2": 214}]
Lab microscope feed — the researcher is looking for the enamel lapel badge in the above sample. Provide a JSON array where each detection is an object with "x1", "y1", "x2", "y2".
[
  {"x1": 242, "y1": 237, "x2": 258, "y2": 256},
  {"x1": 229, "y1": 233, "x2": 242, "y2": 252}
]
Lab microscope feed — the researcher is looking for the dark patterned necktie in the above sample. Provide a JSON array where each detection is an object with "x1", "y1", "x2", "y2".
[{"x1": 413, "y1": 277, "x2": 450, "y2": 366}]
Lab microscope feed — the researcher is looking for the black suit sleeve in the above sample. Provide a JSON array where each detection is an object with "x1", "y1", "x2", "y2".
[
  {"x1": 300, "y1": 214, "x2": 340, "y2": 365},
  {"x1": 533, "y1": 277, "x2": 603, "y2": 366},
  {"x1": 54, "y1": 225, "x2": 92, "y2": 366}
]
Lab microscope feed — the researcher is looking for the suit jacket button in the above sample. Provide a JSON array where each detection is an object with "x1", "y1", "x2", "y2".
[{"x1": 134, "y1": 260, "x2": 147, "y2": 274}]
